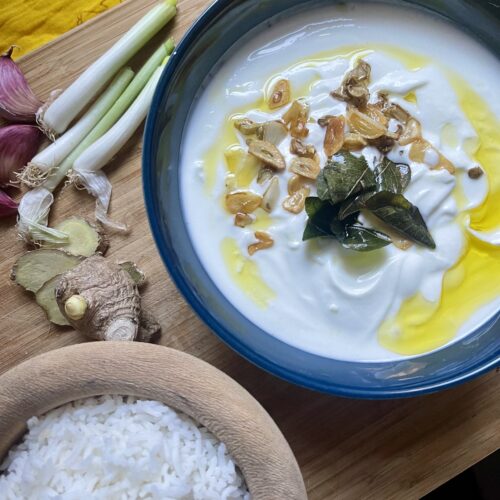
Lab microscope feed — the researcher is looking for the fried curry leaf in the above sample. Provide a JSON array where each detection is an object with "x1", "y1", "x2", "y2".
[
  {"x1": 364, "y1": 191, "x2": 436, "y2": 249},
  {"x1": 316, "y1": 170, "x2": 330, "y2": 201},
  {"x1": 338, "y1": 191, "x2": 374, "y2": 220},
  {"x1": 330, "y1": 209, "x2": 358, "y2": 238},
  {"x1": 303, "y1": 197, "x2": 386, "y2": 252},
  {"x1": 317, "y1": 151, "x2": 376, "y2": 204},
  {"x1": 305, "y1": 196, "x2": 326, "y2": 218},
  {"x1": 303, "y1": 197, "x2": 339, "y2": 240},
  {"x1": 303, "y1": 222, "x2": 328, "y2": 240},
  {"x1": 342, "y1": 226, "x2": 392, "y2": 252},
  {"x1": 374, "y1": 157, "x2": 411, "y2": 194}
]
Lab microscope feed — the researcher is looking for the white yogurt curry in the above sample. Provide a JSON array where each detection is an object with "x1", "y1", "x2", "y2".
[{"x1": 181, "y1": 3, "x2": 500, "y2": 361}]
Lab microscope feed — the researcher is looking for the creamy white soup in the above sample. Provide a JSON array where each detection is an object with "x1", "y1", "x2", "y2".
[{"x1": 181, "y1": 2, "x2": 500, "y2": 361}]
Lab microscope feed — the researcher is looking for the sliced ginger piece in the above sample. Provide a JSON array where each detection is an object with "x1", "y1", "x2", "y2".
[
  {"x1": 44, "y1": 217, "x2": 108, "y2": 257},
  {"x1": 11, "y1": 249, "x2": 83, "y2": 293},
  {"x1": 35, "y1": 275, "x2": 70, "y2": 326}
]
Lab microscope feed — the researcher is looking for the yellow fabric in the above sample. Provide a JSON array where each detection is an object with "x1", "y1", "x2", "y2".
[{"x1": 0, "y1": 0, "x2": 122, "y2": 58}]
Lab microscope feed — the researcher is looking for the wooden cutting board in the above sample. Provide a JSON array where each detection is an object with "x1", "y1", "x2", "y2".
[{"x1": 0, "y1": 1, "x2": 498, "y2": 498}]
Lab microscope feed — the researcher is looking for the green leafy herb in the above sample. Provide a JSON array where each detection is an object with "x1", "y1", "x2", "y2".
[
  {"x1": 330, "y1": 210, "x2": 358, "y2": 239},
  {"x1": 303, "y1": 197, "x2": 390, "y2": 252},
  {"x1": 303, "y1": 150, "x2": 433, "y2": 253},
  {"x1": 364, "y1": 191, "x2": 436, "y2": 249},
  {"x1": 341, "y1": 226, "x2": 392, "y2": 252},
  {"x1": 316, "y1": 171, "x2": 330, "y2": 201},
  {"x1": 338, "y1": 191, "x2": 373, "y2": 220},
  {"x1": 338, "y1": 159, "x2": 411, "y2": 219},
  {"x1": 303, "y1": 197, "x2": 339, "y2": 240},
  {"x1": 374, "y1": 157, "x2": 411, "y2": 194},
  {"x1": 317, "y1": 151, "x2": 376, "y2": 204}
]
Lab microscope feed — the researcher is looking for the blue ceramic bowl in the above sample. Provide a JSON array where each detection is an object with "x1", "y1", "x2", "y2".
[{"x1": 143, "y1": 0, "x2": 500, "y2": 398}]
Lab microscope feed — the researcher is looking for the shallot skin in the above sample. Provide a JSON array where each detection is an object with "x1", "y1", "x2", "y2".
[
  {"x1": 0, "y1": 188, "x2": 18, "y2": 218},
  {"x1": 0, "y1": 124, "x2": 43, "y2": 187},
  {"x1": 0, "y1": 47, "x2": 42, "y2": 123}
]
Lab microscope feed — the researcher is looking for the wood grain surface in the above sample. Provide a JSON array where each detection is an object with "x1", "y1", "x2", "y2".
[
  {"x1": 0, "y1": 343, "x2": 307, "y2": 499},
  {"x1": 0, "y1": 1, "x2": 498, "y2": 498}
]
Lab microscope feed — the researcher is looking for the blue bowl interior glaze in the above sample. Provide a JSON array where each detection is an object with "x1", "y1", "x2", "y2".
[{"x1": 143, "y1": 0, "x2": 500, "y2": 398}]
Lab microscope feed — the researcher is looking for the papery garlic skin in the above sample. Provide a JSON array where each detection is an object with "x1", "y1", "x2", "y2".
[{"x1": 17, "y1": 187, "x2": 68, "y2": 243}]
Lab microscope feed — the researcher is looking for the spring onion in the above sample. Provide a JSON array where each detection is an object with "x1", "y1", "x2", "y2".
[
  {"x1": 18, "y1": 44, "x2": 172, "y2": 242},
  {"x1": 72, "y1": 64, "x2": 165, "y2": 229},
  {"x1": 38, "y1": 0, "x2": 177, "y2": 137},
  {"x1": 21, "y1": 68, "x2": 134, "y2": 187}
]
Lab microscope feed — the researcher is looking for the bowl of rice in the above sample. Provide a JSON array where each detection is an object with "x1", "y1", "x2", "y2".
[{"x1": 0, "y1": 342, "x2": 306, "y2": 499}]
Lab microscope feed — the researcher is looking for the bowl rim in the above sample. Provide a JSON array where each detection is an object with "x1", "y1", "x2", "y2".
[
  {"x1": 143, "y1": 0, "x2": 500, "y2": 399},
  {"x1": 0, "y1": 342, "x2": 307, "y2": 499}
]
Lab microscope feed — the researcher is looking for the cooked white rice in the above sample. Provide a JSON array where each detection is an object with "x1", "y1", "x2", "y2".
[{"x1": 0, "y1": 395, "x2": 250, "y2": 500}]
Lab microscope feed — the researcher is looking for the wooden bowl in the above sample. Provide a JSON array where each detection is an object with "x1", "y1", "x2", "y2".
[{"x1": 0, "y1": 342, "x2": 307, "y2": 499}]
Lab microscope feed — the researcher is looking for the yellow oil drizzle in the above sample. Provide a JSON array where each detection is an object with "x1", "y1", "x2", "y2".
[
  {"x1": 207, "y1": 46, "x2": 374, "y2": 195},
  {"x1": 206, "y1": 44, "x2": 500, "y2": 347},
  {"x1": 224, "y1": 145, "x2": 261, "y2": 188},
  {"x1": 404, "y1": 91, "x2": 417, "y2": 104},
  {"x1": 203, "y1": 117, "x2": 237, "y2": 193},
  {"x1": 378, "y1": 53, "x2": 500, "y2": 356},
  {"x1": 262, "y1": 48, "x2": 374, "y2": 102},
  {"x1": 369, "y1": 44, "x2": 428, "y2": 70},
  {"x1": 203, "y1": 101, "x2": 264, "y2": 193},
  {"x1": 250, "y1": 208, "x2": 273, "y2": 231},
  {"x1": 221, "y1": 238, "x2": 276, "y2": 308}
]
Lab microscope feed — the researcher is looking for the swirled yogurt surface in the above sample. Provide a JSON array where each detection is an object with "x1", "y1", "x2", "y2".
[{"x1": 180, "y1": 2, "x2": 500, "y2": 361}]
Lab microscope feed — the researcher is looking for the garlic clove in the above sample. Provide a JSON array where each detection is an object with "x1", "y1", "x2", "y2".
[
  {"x1": 0, "y1": 124, "x2": 43, "y2": 187},
  {"x1": 261, "y1": 120, "x2": 288, "y2": 145},
  {"x1": 0, "y1": 47, "x2": 43, "y2": 123}
]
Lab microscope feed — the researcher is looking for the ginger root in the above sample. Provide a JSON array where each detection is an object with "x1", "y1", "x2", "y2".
[
  {"x1": 55, "y1": 255, "x2": 160, "y2": 342},
  {"x1": 12, "y1": 221, "x2": 159, "y2": 341}
]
